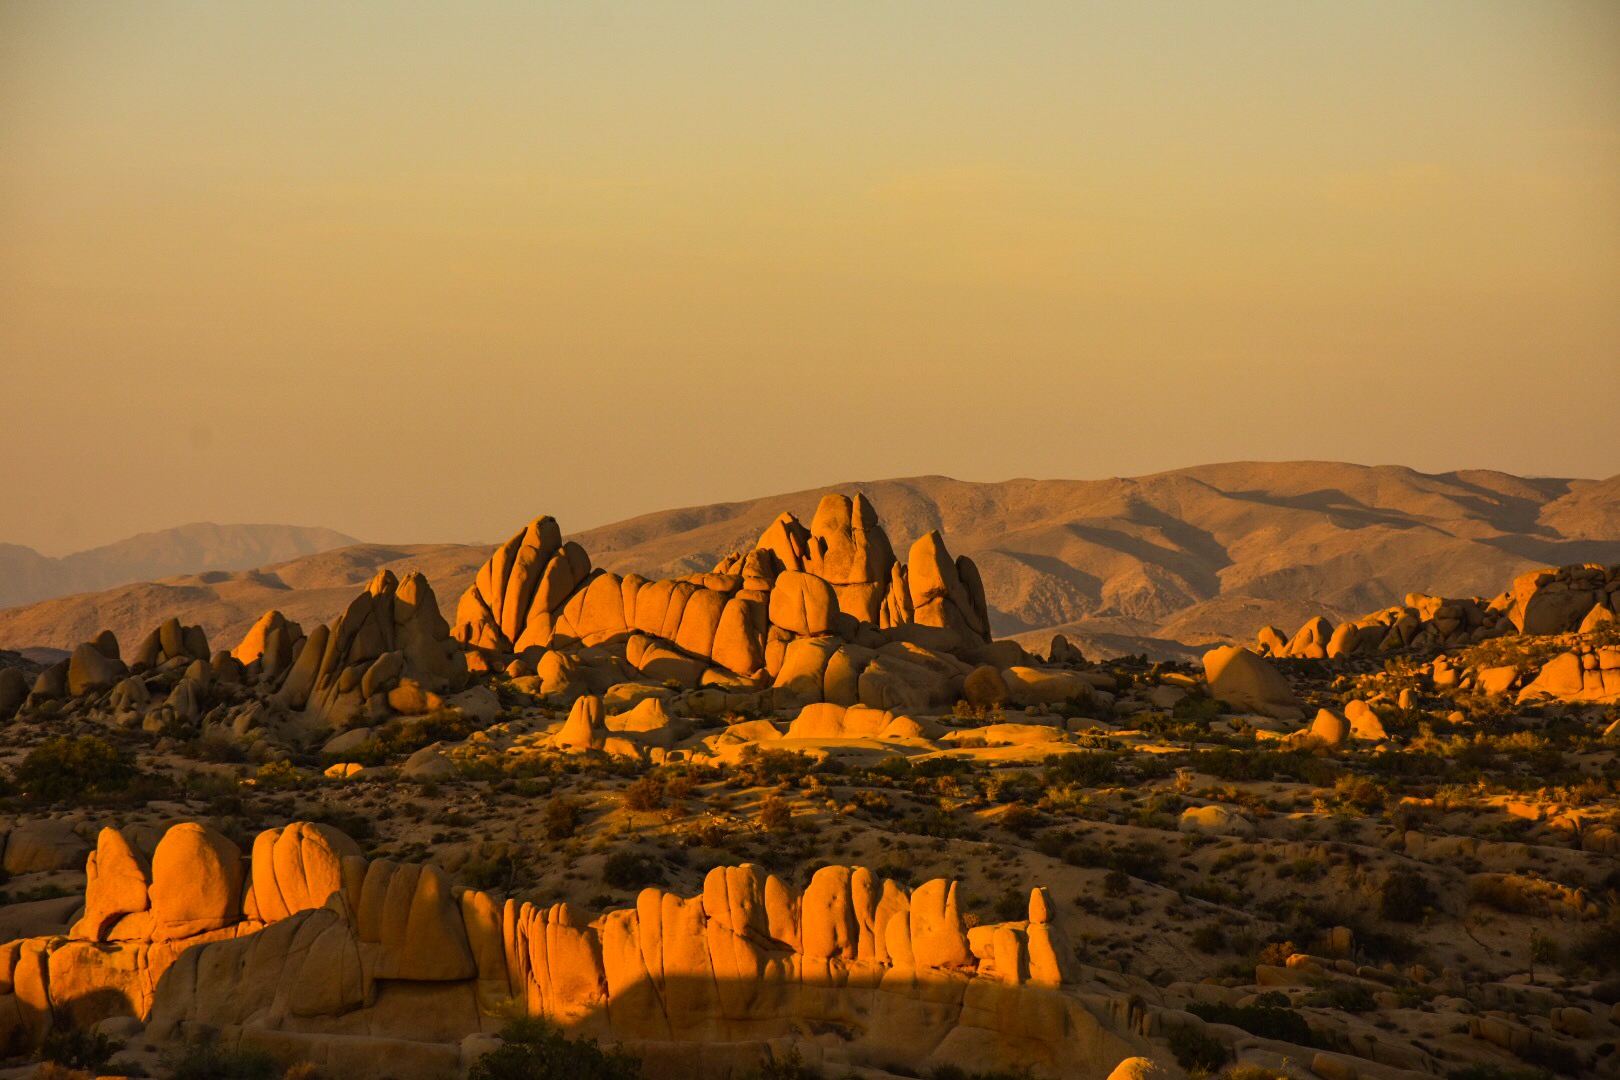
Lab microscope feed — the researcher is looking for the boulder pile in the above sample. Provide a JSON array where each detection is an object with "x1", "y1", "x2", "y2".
[
  {"x1": 446, "y1": 497, "x2": 1050, "y2": 716},
  {"x1": 0, "y1": 820, "x2": 1154, "y2": 1080},
  {"x1": 1256, "y1": 562, "x2": 1620, "y2": 661}
]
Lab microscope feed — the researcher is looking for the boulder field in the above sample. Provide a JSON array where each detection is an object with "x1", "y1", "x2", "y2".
[{"x1": 0, "y1": 820, "x2": 1154, "y2": 1080}]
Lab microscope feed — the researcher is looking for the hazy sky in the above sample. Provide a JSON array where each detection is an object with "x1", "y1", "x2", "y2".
[{"x1": 3, "y1": 2, "x2": 1617, "y2": 554}]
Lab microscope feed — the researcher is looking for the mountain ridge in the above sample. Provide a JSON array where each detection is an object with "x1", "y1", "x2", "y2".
[
  {"x1": 0, "y1": 522, "x2": 362, "y2": 609},
  {"x1": 2, "y1": 461, "x2": 1617, "y2": 661}
]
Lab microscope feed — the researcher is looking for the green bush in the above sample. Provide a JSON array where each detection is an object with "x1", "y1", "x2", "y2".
[
  {"x1": 42, "y1": 1027, "x2": 124, "y2": 1070},
  {"x1": 755, "y1": 1046, "x2": 823, "y2": 1079},
  {"x1": 164, "y1": 1039, "x2": 285, "y2": 1080},
  {"x1": 15, "y1": 736, "x2": 136, "y2": 803},
  {"x1": 468, "y1": 1016, "x2": 639, "y2": 1080},
  {"x1": 1378, "y1": 869, "x2": 1437, "y2": 922},
  {"x1": 1186, "y1": 1001, "x2": 1328, "y2": 1047},
  {"x1": 1041, "y1": 752, "x2": 1120, "y2": 788},
  {"x1": 601, "y1": 851, "x2": 663, "y2": 890},
  {"x1": 1168, "y1": 1025, "x2": 1229, "y2": 1074},
  {"x1": 621, "y1": 777, "x2": 664, "y2": 812},
  {"x1": 544, "y1": 797, "x2": 583, "y2": 840}
]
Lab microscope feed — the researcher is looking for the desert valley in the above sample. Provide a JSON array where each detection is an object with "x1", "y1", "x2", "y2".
[
  {"x1": 5, "y1": 4, "x2": 1616, "y2": 1079},
  {"x1": 0, "y1": 465, "x2": 1616, "y2": 1080}
]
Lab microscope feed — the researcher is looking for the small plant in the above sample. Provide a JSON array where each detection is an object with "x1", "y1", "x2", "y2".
[{"x1": 467, "y1": 1016, "x2": 639, "y2": 1080}]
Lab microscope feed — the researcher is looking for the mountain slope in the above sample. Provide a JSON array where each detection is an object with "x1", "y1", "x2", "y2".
[
  {"x1": 1, "y1": 462, "x2": 1616, "y2": 660},
  {"x1": 0, "y1": 544, "x2": 487, "y2": 658},
  {"x1": 0, "y1": 523, "x2": 361, "y2": 609}
]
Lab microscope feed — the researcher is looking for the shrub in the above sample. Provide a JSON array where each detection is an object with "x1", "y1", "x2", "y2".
[
  {"x1": 42, "y1": 1027, "x2": 124, "y2": 1071},
  {"x1": 1190, "y1": 923, "x2": 1227, "y2": 954},
  {"x1": 1041, "y1": 752, "x2": 1120, "y2": 788},
  {"x1": 1301, "y1": 982, "x2": 1376, "y2": 1013},
  {"x1": 621, "y1": 777, "x2": 664, "y2": 812},
  {"x1": 756, "y1": 1046, "x2": 823, "y2": 1079},
  {"x1": 758, "y1": 795, "x2": 792, "y2": 833},
  {"x1": 253, "y1": 759, "x2": 305, "y2": 791},
  {"x1": 544, "y1": 796, "x2": 583, "y2": 840},
  {"x1": 1168, "y1": 1025, "x2": 1229, "y2": 1074},
  {"x1": 601, "y1": 851, "x2": 663, "y2": 890},
  {"x1": 468, "y1": 1016, "x2": 639, "y2": 1080},
  {"x1": 164, "y1": 1039, "x2": 285, "y2": 1080},
  {"x1": 1187, "y1": 1001, "x2": 1326, "y2": 1047},
  {"x1": 1379, "y1": 869, "x2": 1437, "y2": 922},
  {"x1": 15, "y1": 736, "x2": 135, "y2": 803}
]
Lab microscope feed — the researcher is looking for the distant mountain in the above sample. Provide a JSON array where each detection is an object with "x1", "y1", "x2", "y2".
[
  {"x1": 0, "y1": 543, "x2": 487, "y2": 658},
  {"x1": 568, "y1": 463, "x2": 1620, "y2": 659},
  {"x1": 1, "y1": 463, "x2": 1617, "y2": 660},
  {"x1": 0, "y1": 523, "x2": 361, "y2": 609}
]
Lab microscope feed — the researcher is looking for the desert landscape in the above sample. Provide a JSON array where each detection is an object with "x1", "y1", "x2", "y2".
[
  {"x1": 4, "y1": 3, "x2": 1616, "y2": 1079},
  {"x1": 0, "y1": 482, "x2": 1616, "y2": 1080}
]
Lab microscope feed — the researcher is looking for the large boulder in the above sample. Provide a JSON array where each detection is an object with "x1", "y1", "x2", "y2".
[
  {"x1": 148, "y1": 823, "x2": 243, "y2": 939},
  {"x1": 1201, "y1": 646, "x2": 1302, "y2": 720},
  {"x1": 0, "y1": 667, "x2": 28, "y2": 719},
  {"x1": 67, "y1": 641, "x2": 127, "y2": 697}
]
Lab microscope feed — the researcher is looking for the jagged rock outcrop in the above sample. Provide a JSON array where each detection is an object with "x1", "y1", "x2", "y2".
[
  {"x1": 0, "y1": 820, "x2": 1155, "y2": 1080},
  {"x1": 452, "y1": 497, "x2": 1001, "y2": 710},
  {"x1": 1258, "y1": 562, "x2": 1620, "y2": 661},
  {"x1": 130, "y1": 617, "x2": 211, "y2": 671},
  {"x1": 281, "y1": 570, "x2": 468, "y2": 728},
  {"x1": 232, "y1": 610, "x2": 306, "y2": 681}
]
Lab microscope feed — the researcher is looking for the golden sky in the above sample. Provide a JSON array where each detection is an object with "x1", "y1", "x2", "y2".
[{"x1": 3, "y1": 2, "x2": 1618, "y2": 553}]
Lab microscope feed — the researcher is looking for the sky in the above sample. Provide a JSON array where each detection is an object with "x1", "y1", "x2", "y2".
[{"x1": 2, "y1": 1, "x2": 1617, "y2": 554}]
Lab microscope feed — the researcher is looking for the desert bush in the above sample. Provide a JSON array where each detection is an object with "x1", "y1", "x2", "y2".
[
  {"x1": 164, "y1": 1039, "x2": 286, "y2": 1080},
  {"x1": 754, "y1": 1046, "x2": 823, "y2": 1079},
  {"x1": 758, "y1": 795, "x2": 792, "y2": 832},
  {"x1": 1190, "y1": 749, "x2": 1339, "y2": 787},
  {"x1": 1188, "y1": 1001, "x2": 1329, "y2": 1047},
  {"x1": 15, "y1": 736, "x2": 136, "y2": 803},
  {"x1": 468, "y1": 1016, "x2": 639, "y2": 1080},
  {"x1": 601, "y1": 851, "x2": 663, "y2": 890},
  {"x1": 253, "y1": 759, "x2": 305, "y2": 791},
  {"x1": 1168, "y1": 1025, "x2": 1229, "y2": 1074},
  {"x1": 1379, "y1": 869, "x2": 1437, "y2": 922},
  {"x1": 999, "y1": 802, "x2": 1043, "y2": 838},
  {"x1": 41, "y1": 1028, "x2": 124, "y2": 1071},
  {"x1": 1301, "y1": 982, "x2": 1376, "y2": 1013},
  {"x1": 1190, "y1": 922, "x2": 1227, "y2": 953},
  {"x1": 543, "y1": 796, "x2": 583, "y2": 840},
  {"x1": 1041, "y1": 752, "x2": 1121, "y2": 789},
  {"x1": 621, "y1": 777, "x2": 664, "y2": 812}
]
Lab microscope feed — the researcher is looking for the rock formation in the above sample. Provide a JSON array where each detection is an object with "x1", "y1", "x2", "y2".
[
  {"x1": 1255, "y1": 562, "x2": 1620, "y2": 662},
  {"x1": 0, "y1": 820, "x2": 1152, "y2": 1080}
]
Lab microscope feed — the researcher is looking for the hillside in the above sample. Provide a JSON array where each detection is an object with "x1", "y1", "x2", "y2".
[
  {"x1": 0, "y1": 543, "x2": 487, "y2": 658},
  {"x1": 0, "y1": 523, "x2": 360, "y2": 609},
  {"x1": 2, "y1": 462, "x2": 1617, "y2": 660}
]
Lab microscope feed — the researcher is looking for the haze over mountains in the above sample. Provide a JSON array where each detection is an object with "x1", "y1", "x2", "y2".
[
  {"x1": 0, "y1": 523, "x2": 359, "y2": 610},
  {"x1": 2, "y1": 461, "x2": 1617, "y2": 661}
]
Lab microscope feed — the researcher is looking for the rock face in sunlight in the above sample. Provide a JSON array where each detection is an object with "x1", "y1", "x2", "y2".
[
  {"x1": 449, "y1": 494, "x2": 998, "y2": 718},
  {"x1": 0, "y1": 820, "x2": 1142, "y2": 1080},
  {"x1": 3, "y1": 491, "x2": 1620, "y2": 1080}
]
